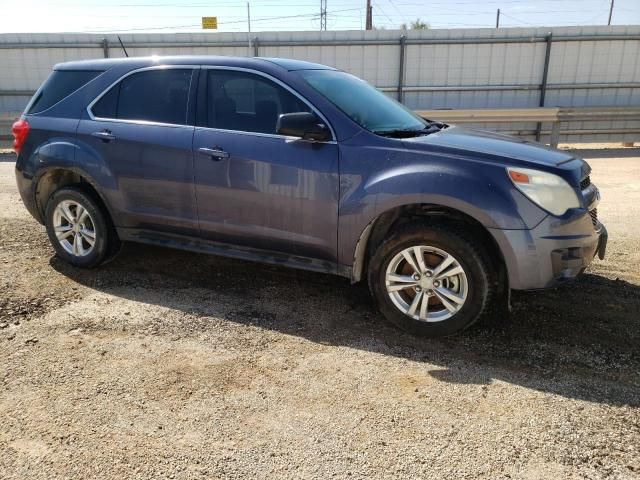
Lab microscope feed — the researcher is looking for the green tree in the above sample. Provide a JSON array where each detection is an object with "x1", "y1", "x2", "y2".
[{"x1": 401, "y1": 18, "x2": 430, "y2": 30}]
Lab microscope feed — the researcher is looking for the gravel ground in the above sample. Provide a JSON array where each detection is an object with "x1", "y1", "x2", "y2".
[{"x1": 0, "y1": 149, "x2": 639, "y2": 479}]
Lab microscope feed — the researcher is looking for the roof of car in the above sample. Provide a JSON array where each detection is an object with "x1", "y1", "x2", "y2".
[{"x1": 54, "y1": 56, "x2": 335, "y2": 72}]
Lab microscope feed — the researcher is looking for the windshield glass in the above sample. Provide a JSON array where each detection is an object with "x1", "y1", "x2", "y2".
[{"x1": 299, "y1": 69, "x2": 427, "y2": 134}]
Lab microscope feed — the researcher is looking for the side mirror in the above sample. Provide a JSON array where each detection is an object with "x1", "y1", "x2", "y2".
[{"x1": 276, "y1": 112, "x2": 330, "y2": 142}]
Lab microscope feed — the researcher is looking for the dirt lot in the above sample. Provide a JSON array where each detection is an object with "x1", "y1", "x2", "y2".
[{"x1": 0, "y1": 148, "x2": 639, "y2": 479}]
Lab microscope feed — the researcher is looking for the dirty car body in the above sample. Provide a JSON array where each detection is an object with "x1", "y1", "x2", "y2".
[{"x1": 14, "y1": 56, "x2": 607, "y2": 336}]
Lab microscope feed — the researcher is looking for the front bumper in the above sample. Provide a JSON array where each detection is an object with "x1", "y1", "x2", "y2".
[{"x1": 489, "y1": 209, "x2": 607, "y2": 290}]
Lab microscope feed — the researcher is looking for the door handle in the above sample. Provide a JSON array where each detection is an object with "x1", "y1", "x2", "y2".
[
  {"x1": 91, "y1": 130, "x2": 116, "y2": 142},
  {"x1": 198, "y1": 147, "x2": 230, "y2": 160}
]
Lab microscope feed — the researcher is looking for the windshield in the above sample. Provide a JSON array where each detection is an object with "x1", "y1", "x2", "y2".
[{"x1": 299, "y1": 70, "x2": 428, "y2": 135}]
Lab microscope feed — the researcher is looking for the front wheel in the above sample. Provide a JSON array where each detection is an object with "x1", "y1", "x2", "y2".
[{"x1": 368, "y1": 223, "x2": 496, "y2": 337}]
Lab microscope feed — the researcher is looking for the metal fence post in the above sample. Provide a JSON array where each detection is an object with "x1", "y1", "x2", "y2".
[
  {"x1": 536, "y1": 32, "x2": 553, "y2": 142},
  {"x1": 550, "y1": 121, "x2": 561, "y2": 148},
  {"x1": 397, "y1": 35, "x2": 407, "y2": 103},
  {"x1": 102, "y1": 38, "x2": 109, "y2": 58},
  {"x1": 253, "y1": 37, "x2": 259, "y2": 57}
]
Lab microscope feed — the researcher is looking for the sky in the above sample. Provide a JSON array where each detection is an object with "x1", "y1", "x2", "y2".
[{"x1": 0, "y1": 0, "x2": 639, "y2": 33}]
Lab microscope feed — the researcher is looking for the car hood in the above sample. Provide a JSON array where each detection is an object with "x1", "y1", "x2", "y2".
[{"x1": 402, "y1": 125, "x2": 576, "y2": 167}]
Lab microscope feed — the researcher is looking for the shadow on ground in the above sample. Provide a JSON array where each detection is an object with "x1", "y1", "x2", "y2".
[{"x1": 51, "y1": 242, "x2": 640, "y2": 407}]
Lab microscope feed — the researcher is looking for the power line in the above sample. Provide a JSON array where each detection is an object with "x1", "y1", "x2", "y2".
[
  {"x1": 10, "y1": 0, "x2": 639, "y2": 32},
  {"x1": 351, "y1": 9, "x2": 615, "y2": 17},
  {"x1": 395, "y1": 0, "x2": 607, "y2": 4},
  {"x1": 76, "y1": 7, "x2": 362, "y2": 32},
  {"x1": 498, "y1": 12, "x2": 536, "y2": 26},
  {"x1": 35, "y1": 1, "x2": 357, "y2": 7},
  {"x1": 386, "y1": 0, "x2": 408, "y2": 24},
  {"x1": 374, "y1": 1, "x2": 395, "y2": 25}
]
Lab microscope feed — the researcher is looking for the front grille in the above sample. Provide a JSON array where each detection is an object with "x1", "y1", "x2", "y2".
[
  {"x1": 580, "y1": 175, "x2": 591, "y2": 190},
  {"x1": 589, "y1": 208, "x2": 598, "y2": 227}
]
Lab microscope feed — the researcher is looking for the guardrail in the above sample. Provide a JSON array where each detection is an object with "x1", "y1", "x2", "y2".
[
  {"x1": 2, "y1": 107, "x2": 640, "y2": 148},
  {"x1": 418, "y1": 107, "x2": 640, "y2": 147}
]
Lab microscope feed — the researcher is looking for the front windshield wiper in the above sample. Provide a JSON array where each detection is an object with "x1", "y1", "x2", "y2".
[{"x1": 374, "y1": 122, "x2": 444, "y2": 138}]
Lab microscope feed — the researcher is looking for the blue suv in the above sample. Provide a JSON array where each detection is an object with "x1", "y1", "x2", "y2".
[{"x1": 13, "y1": 56, "x2": 607, "y2": 336}]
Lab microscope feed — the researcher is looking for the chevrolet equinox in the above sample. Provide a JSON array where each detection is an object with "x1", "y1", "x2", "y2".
[{"x1": 13, "y1": 56, "x2": 607, "y2": 336}]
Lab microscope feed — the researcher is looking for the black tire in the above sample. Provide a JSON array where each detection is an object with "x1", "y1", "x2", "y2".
[
  {"x1": 368, "y1": 222, "x2": 496, "y2": 337},
  {"x1": 44, "y1": 186, "x2": 119, "y2": 268}
]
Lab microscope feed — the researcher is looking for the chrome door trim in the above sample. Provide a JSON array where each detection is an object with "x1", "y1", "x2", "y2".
[
  {"x1": 193, "y1": 125, "x2": 337, "y2": 145},
  {"x1": 85, "y1": 63, "x2": 338, "y2": 142}
]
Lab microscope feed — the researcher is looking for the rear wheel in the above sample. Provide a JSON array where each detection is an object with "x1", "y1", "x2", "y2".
[
  {"x1": 368, "y1": 222, "x2": 495, "y2": 337},
  {"x1": 45, "y1": 187, "x2": 118, "y2": 268}
]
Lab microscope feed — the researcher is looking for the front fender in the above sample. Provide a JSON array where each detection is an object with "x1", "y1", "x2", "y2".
[{"x1": 337, "y1": 152, "x2": 547, "y2": 267}]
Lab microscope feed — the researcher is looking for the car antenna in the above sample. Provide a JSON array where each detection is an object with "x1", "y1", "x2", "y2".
[{"x1": 117, "y1": 35, "x2": 129, "y2": 57}]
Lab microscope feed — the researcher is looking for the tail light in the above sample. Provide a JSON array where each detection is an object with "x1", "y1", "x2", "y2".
[{"x1": 12, "y1": 118, "x2": 30, "y2": 154}]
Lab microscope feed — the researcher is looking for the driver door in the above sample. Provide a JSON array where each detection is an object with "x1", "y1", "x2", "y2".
[{"x1": 192, "y1": 68, "x2": 340, "y2": 264}]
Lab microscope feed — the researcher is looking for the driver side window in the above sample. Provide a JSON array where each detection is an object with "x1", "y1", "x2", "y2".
[{"x1": 205, "y1": 70, "x2": 311, "y2": 135}]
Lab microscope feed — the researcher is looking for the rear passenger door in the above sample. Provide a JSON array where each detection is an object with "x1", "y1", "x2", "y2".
[
  {"x1": 76, "y1": 67, "x2": 198, "y2": 235},
  {"x1": 192, "y1": 68, "x2": 340, "y2": 263}
]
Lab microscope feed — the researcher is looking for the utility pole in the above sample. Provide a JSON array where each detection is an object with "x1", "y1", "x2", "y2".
[
  {"x1": 247, "y1": 2, "x2": 252, "y2": 56},
  {"x1": 608, "y1": 0, "x2": 614, "y2": 25},
  {"x1": 365, "y1": 0, "x2": 373, "y2": 30},
  {"x1": 320, "y1": 0, "x2": 327, "y2": 31},
  {"x1": 496, "y1": 8, "x2": 500, "y2": 28}
]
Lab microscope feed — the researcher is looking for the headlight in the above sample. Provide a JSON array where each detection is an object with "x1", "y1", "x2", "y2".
[{"x1": 506, "y1": 167, "x2": 580, "y2": 216}]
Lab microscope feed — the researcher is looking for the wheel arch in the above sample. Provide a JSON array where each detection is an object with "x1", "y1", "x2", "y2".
[
  {"x1": 34, "y1": 166, "x2": 115, "y2": 226},
  {"x1": 350, "y1": 203, "x2": 508, "y2": 296}
]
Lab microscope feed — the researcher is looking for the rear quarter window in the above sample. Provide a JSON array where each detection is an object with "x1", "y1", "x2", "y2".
[{"x1": 28, "y1": 70, "x2": 101, "y2": 114}]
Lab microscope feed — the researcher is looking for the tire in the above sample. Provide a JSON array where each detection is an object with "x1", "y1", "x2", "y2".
[
  {"x1": 44, "y1": 186, "x2": 119, "y2": 268},
  {"x1": 368, "y1": 222, "x2": 496, "y2": 337}
]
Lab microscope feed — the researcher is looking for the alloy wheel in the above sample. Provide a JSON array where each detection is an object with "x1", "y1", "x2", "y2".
[
  {"x1": 52, "y1": 200, "x2": 97, "y2": 257},
  {"x1": 385, "y1": 245, "x2": 468, "y2": 322}
]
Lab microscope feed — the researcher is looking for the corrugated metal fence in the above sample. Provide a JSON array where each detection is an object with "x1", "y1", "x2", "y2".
[{"x1": 1, "y1": 25, "x2": 640, "y2": 144}]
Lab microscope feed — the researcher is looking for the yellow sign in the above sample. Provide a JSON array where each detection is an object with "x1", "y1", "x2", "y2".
[{"x1": 202, "y1": 17, "x2": 218, "y2": 29}]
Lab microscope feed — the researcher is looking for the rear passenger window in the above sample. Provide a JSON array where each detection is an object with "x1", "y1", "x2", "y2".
[
  {"x1": 29, "y1": 70, "x2": 101, "y2": 114},
  {"x1": 206, "y1": 70, "x2": 311, "y2": 134},
  {"x1": 91, "y1": 69, "x2": 193, "y2": 125}
]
